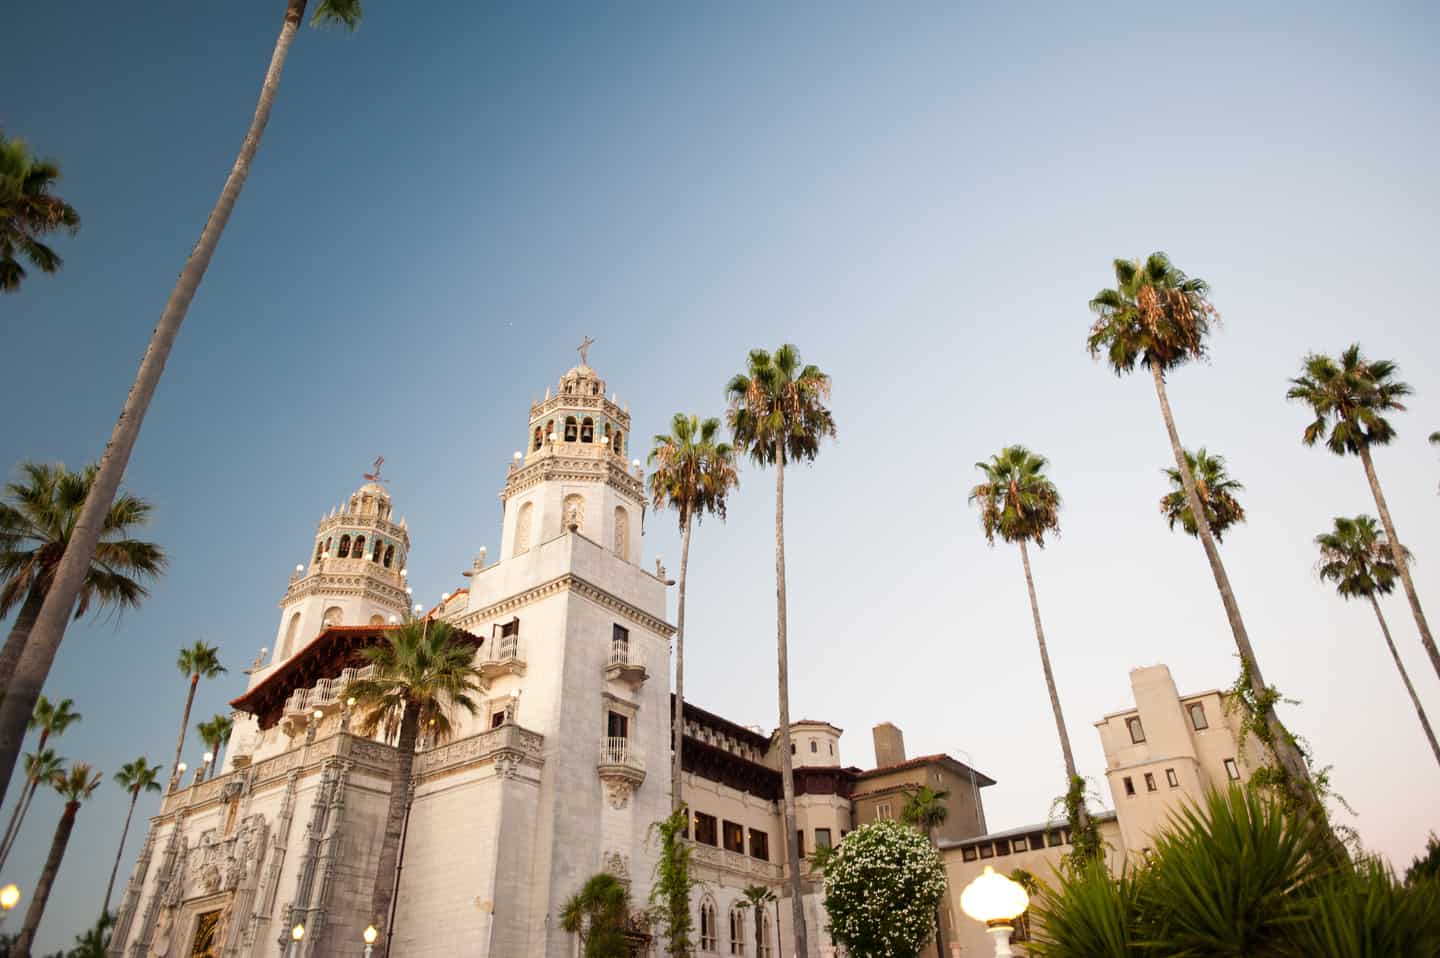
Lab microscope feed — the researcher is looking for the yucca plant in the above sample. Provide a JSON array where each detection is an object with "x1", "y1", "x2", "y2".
[
  {"x1": 1290, "y1": 860, "x2": 1440, "y2": 957},
  {"x1": 1029, "y1": 858, "x2": 1148, "y2": 958}
]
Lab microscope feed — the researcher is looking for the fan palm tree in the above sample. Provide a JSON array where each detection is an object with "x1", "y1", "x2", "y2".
[
  {"x1": 739, "y1": 884, "x2": 776, "y2": 958},
  {"x1": 102, "y1": 757, "x2": 162, "y2": 915},
  {"x1": 0, "y1": 462, "x2": 164, "y2": 701},
  {"x1": 902, "y1": 785, "x2": 952, "y2": 958},
  {"x1": 345, "y1": 617, "x2": 482, "y2": 957},
  {"x1": 0, "y1": 131, "x2": 80, "y2": 292},
  {"x1": 1160, "y1": 448, "x2": 1246, "y2": 541},
  {"x1": 1315, "y1": 516, "x2": 1439, "y2": 767},
  {"x1": 1087, "y1": 253, "x2": 1327, "y2": 843},
  {"x1": 0, "y1": 747, "x2": 63, "y2": 872},
  {"x1": 970, "y1": 448, "x2": 1089, "y2": 836},
  {"x1": 170, "y1": 643, "x2": 226, "y2": 783},
  {"x1": 726, "y1": 343, "x2": 836, "y2": 958},
  {"x1": 0, "y1": 0, "x2": 362, "y2": 811},
  {"x1": 197, "y1": 714, "x2": 235, "y2": 780},
  {"x1": 1288, "y1": 345, "x2": 1437, "y2": 684},
  {"x1": 561, "y1": 872, "x2": 631, "y2": 958},
  {"x1": 648, "y1": 413, "x2": 739, "y2": 813},
  {"x1": 12, "y1": 762, "x2": 103, "y2": 958},
  {"x1": 0, "y1": 695, "x2": 79, "y2": 865}
]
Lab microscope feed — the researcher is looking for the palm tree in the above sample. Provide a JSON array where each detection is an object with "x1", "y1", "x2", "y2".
[
  {"x1": 1288, "y1": 345, "x2": 1437, "y2": 684},
  {"x1": 0, "y1": 695, "x2": 79, "y2": 866},
  {"x1": 970, "y1": 448, "x2": 1089, "y2": 836},
  {"x1": 739, "y1": 884, "x2": 776, "y2": 958},
  {"x1": 102, "y1": 757, "x2": 162, "y2": 916},
  {"x1": 0, "y1": 462, "x2": 164, "y2": 700},
  {"x1": 196, "y1": 714, "x2": 234, "y2": 780},
  {"x1": 648, "y1": 413, "x2": 739, "y2": 813},
  {"x1": 561, "y1": 872, "x2": 631, "y2": 958},
  {"x1": 0, "y1": 131, "x2": 80, "y2": 292},
  {"x1": 0, "y1": 747, "x2": 63, "y2": 872},
  {"x1": 1087, "y1": 253, "x2": 1326, "y2": 840},
  {"x1": 726, "y1": 344, "x2": 836, "y2": 958},
  {"x1": 1315, "y1": 516, "x2": 1439, "y2": 767},
  {"x1": 346, "y1": 617, "x2": 482, "y2": 957},
  {"x1": 170, "y1": 643, "x2": 226, "y2": 783},
  {"x1": 902, "y1": 785, "x2": 951, "y2": 958},
  {"x1": 12, "y1": 762, "x2": 103, "y2": 958},
  {"x1": 0, "y1": 0, "x2": 362, "y2": 810},
  {"x1": 1160, "y1": 448, "x2": 1246, "y2": 541}
]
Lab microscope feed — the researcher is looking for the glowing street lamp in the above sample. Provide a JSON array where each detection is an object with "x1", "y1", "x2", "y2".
[
  {"x1": 960, "y1": 865, "x2": 1030, "y2": 957},
  {"x1": 0, "y1": 883, "x2": 20, "y2": 927},
  {"x1": 363, "y1": 924, "x2": 378, "y2": 957}
]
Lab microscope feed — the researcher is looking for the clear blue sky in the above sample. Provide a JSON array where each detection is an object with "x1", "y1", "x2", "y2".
[{"x1": 4, "y1": 1, "x2": 1439, "y2": 949}]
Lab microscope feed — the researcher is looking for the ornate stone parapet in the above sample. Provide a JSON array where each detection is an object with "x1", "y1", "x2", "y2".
[{"x1": 412, "y1": 723, "x2": 545, "y2": 782}]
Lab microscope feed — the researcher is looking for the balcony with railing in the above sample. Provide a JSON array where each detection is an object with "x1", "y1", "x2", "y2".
[
  {"x1": 280, "y1": 664, "x2": 375, "y2": 729},
  {"x1": 479, "y1": 633, "x2": 526, "y2": 681},
  {"x1": 604, "y1": 638, "x2": 647, "y2": 688},
  {"x1": 597, "y1": 735, "x2": 645, "y2": 805}
]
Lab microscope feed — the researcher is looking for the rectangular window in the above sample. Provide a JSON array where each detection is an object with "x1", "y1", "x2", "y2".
[
  {"x1": 1048, "y1": 831, "x2": 1065, "y2": 848},
  {"x1": 1224, "y1": 758, "x2": 1241, "y2": 781},
  {"x1": 1144, "y1": 773, "x2": 1157, "y2": 792},
  {"x1": 1166, "y1": 768, "x2": 1179, "y2": 788},
  {"x1": 1011, "y1": 836, "x2": 1027, "y2": 852},
  {"x1": 1189, "y1": 702, "x2": 1209, "y2": 731},
  {"x1": 607, "y1": 711, "x2": 628, "y2": 740},
  {"x1": 979, "y1": 843, "x2": 994, "y2": 859},
  {"x1": 613, "y1": 623, "x2": 629, "y2": 644},
  {"x1": 994, "y1": 838, "x2": 1010, "y2": 856},
  {"x1": 490, "y1": 709, "x2": 506, "y2": 729},
  {"x1": 749, "y1": 829, "x2": 769, "y2": 861},
  {"x1": 795, "y1": 830, "x2": 805, "y2": 857},
  {"x1": 1126, "y1": 716, "x2": 1146, "y2": 744},
  {"x1": 875, "y1": 802, "x2": 893, "y2": 821},
  {"x1": 1123, "y1": 776, "x2": 1136, "y2": 797},
  {"x1": 815, "y1": 828, "x2": 832, "y2": 849},
  {"x1": 962, "y1": 845, "x2": 978, "y2": 862},
  {"x1": 499, "y1": 617, "x2": 519, "y2": 637},
  {"x1": 723, "y1": 821, "x2": 745, "y2": 854},
  {"x1": 695, "y1": 813, "x2": 718, "y2": 846}
]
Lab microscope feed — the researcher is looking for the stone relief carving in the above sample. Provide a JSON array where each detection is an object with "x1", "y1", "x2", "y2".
[{"x1": 603, "y1": 779, "x2": 635, "y2": 810}]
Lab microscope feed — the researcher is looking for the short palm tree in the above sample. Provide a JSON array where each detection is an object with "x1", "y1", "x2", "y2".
[
  {"x1": 0, "y1": 0, "x2": 362, "y2": 817},
  {"x1": 561, "y1": 872, "x2": 631, "y2": 958},
  {"x1": 1088, "y1": 253, "x2": 1327, "y2": 844},
  {"x1": 0, "y1": 462, "x2": 164, "y2": 700},
  {"x1": 970, "y1": 447, "x2": 1089, "y2": 841},
  {"x1": 1316, "y1": 516, "x2": 1439, "y2": 768},
  {"x1": 102, "y1": 757, "x2": 162, "y2": 915},
  {"x1": 726, "y1": 343, "x2": 836, "y2": 958},
  {"x1": 740, "y1": 884, "x2": 776, "y2": 957},
  {"x1": 0, "y1": 131, "x2": 80, "y2": 292},
  {"x1": 1288, "y1": 345, "x2": 1437, "y2": 685},
  {"x1": 12, "y1": 762, "x2": 103, "y2": 958},
  {"x1": 170, "y1": 643, "x2": 226, "y2": 783},
  {"x1": 0, "y1": 746, "x2": 64, "y2": 872},
  {"x1": 648, "y1": 413, "x2": 739, "y2": 813},
  {"x1": 1160, "y1": 448, "x2": 1246, "y2": 541},
  {"x1": 197, "y1": 713, "x2": 235, "y2": 780},
  {"x1": 346, "y1": 618, "x2": 482, "y2": 957},
  {"x1": 0, "y1": 695, "x2": 79, "y2": 862},
  {"x1": 902, "y1": 785, "x2": 951, "y2": 958}
]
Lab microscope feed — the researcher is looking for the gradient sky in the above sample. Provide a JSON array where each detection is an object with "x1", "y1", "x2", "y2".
[{"x1": 4, "y1": 1, "x2": 1439, "y2": 950}]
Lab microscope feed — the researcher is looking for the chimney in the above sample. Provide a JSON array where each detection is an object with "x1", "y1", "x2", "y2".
[{"x1": 872, "y1": 722, "x2": 906, "y2": 768}]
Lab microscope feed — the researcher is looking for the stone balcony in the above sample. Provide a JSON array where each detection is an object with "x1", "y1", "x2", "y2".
[
  {"x1": 597, "y1": 736, "x2": 645, "y2": 809},
  {"x1": 604, "y1": 638, "x2": 647, "y2": 688},
  {"x1": 278, "y1": 665, "x2": 375, "y2": 735},
  {"x1": 479, "y1": 634, "x2": 526, "y2": 681},
  {"x1": 685, "y1": 840, "x2": 785, "y2": 882}
]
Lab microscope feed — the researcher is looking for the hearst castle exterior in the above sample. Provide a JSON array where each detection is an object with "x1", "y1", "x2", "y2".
[{"x1": 108, "y1": 358, "x2": 1260, "y2": 958}]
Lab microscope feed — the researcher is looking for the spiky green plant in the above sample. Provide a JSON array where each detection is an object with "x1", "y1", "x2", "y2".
[
  {"x1": 561, "y1": 872, "x2": 631, "y2": 958},
  {"x1": 0, "y1": 131, "x2": 80, "y2": 292},
  {"x1": 1029, "y1": 857, "x2": 1147, "y2": 958}
]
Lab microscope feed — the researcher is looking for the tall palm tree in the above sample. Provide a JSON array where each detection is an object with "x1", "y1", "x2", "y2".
[
  {"x1": 726, "y1": 344, "x2": 836, "y2": 958},
  {"x1": 1160, "y1": 448, "x2": 1246, "y2": 541},
  {"x1": 560, "y1": 872, "x2": 631, "y2": 958},
  {"x1": 170, "y1": 643, "x2": 226, "y2": 783},
  {"x1": 0, "y1": 747, "x2": 63, "y2": 872},
  {"x1": 346, "y1": 617, "x2": 482, "y2": 957},
  {"x1": 1315, "y1": 516, "x2": 1439, "y2": 767},
  {"x1": 0, "y1": 462, "x2": 164, "y2": 699},
  {"x1": 969, "y1": 448, "x2": 1088, "y2": 833},
  {"x1": 648, "y1": 413, "x2": 739, "y2": 813},
  {"x1": 12, "y1": 762, "x2": 103, "y2": 958},
  {"x1": 0, "y1": 695, "x2": 79, "y2": 865},
  {"x1": 739, "y1": 884, "x2": 776, "y2": 958},
  {"x1": 196, "y1": 714, "x2": 235, "y2": 780},
  {"x1": 102, "y1": 757, "x2": 162, "y2": 916},
  {"x1": 0, "y1": 131, "x2": 79, "y2": 292},
  {"x1": 1087, "y1": 253, "x2": 1328, "y2": 842},
  {"x1": 0, "y1": 0, "x2": 363, "y2": 809},
  {"x1": 902, "y1": 785, "x2": 951, "y2": 958},
  {"x1": 1288, "y1": 345, "x2": 1437, "y2": 684}
]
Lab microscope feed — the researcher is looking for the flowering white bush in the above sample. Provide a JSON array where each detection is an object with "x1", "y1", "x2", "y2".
[{"x1": 821, "y1": 819, "x2": 947, "y2": 958}]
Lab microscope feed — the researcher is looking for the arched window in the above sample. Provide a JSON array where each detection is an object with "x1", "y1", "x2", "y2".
[
  {"x1": 513, "y1": 502, "x2": 534, "y2": 555},
  {"x1": 337, "y1": 535, "x2": 351, "y2": 558},
  {"x1": 532, "y1": 426, "x2": 542, "y2": 451},
  {"x1": 699, "y1": 899, "x2": 718, "y2": 951},
  {"x1": 314, "y1": 540, "x2": 324, "y2": 562},
  {"x1": 614, "y1": 506, "x2": 629, "y2": 561},
  {"x1": 322, "y1": 606, "x2": 343, "y2": 629},
  {"x1": 369, "y1": 614, "x2": 385, "y2": 627},
  {"x1": 611, "y1": 429, "x2": 624, "y2": 456},
  {"x1": 353, "y1": 536, "x2": 366, "y2": 559},
  {"x1": 546, "y1": 419, "x2": 555, "y2": 442},
  {"x1": 564, "y1": 416, "x2": 578, "y2": 442},
  {"x1": 758, "y1": 911, "x2": 773, "y2": 958},
  {"x1": 581, "y1": 417, "x2": 594, "y2": 443},
  {"x1": 728, "y1": 905, "x2": 746, "y2": 955},
  {"x1": 280, "y1": 612, "x2": 301, "y2": 660},
  {"x1": 372, "y1": 539, "x2": 384, "y2": 562},
  {"x1": 324, "y1": 537, "x2": 332, "y2": 557},
  {"x1": 383, "y1": 545, "x2": 395, "y2": 568}
]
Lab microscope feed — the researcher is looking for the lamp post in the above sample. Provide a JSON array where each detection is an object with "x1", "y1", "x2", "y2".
[
  {"x1": 363, "y1": 924, "x2": 378, "y2": 957},
  {"x1": 960, "y1": 866, "x2": 1029, "y2": 957},
  {"x1": 201, "y1": 750, "x2": 215, "y2": 782},
  {"x1": 288, "y1": 922, "x2": 305, "y2": 957}
]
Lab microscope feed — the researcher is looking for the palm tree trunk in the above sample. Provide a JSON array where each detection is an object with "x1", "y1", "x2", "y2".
[
  {"x1": 0, "y1": 0, "x2": 311, "y2": 809},
  {"x1": 1016, "y1": 539, "x2": 1084, "y2": 823},
  {"x1": 672, "y1": 510, "x2": 694, "y2": 814},
  {"x1": 101, "y1": 787, "x2": 140, "y2": 916},
  {"x1": 0, "y1": 585, "x2": 46, "y2": 705},
  {"x1": 12, "y1": 800, "x2": 80, "y2": 958},
  {"x1": 170, "y1": 675, "x2": 199, "y2": 783},
  {"x1": 1358, "y1": 446, "x2": 1439, "y2": 682},
  {"x1": 371, "y1": 701, "x2": 419, "y2": 958},
  {"x1": 1369, "y1": 596, "x2": 1440, "y2": 768},
  {"x1": 0, "y1": 776, "x2": 39, "y2": 871},
  {"x1": 772, "y1": 452, "x2": 809, "y2": 958},
  {"x1": 1149, "y1": 365, "x2": 1336, "y2": 849}
]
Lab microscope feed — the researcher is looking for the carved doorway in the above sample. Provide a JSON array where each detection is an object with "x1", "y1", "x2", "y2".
[{"x1": 189, "y1": 910, "x2": 221, "y2": 958}]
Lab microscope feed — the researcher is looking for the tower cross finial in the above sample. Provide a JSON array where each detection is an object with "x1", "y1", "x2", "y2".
[
  {"x1": 577, "y1": 335, "x2": 595, "y2": 366},
  {"x1": 363, "y1": 455, "x2": 386, "y2": 483}
]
